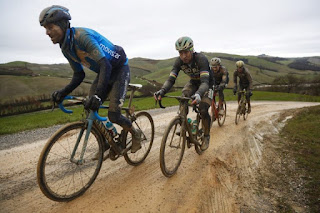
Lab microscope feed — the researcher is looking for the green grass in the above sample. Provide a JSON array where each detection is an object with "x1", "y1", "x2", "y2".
[
  {"x1": 281, "y1": 105, "x2": 320, "y2": 211},
  {"x1": 0, "y1": 90, "x2": 319, "y2": 135}
]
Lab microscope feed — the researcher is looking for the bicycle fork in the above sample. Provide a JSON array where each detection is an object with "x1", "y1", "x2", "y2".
[{"x1": 70, "y1": 112, "x2": 96, "y2": 165}]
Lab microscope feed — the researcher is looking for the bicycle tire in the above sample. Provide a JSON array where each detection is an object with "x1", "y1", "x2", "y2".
[
  {"x1": 37, "y1": 121, "x2": 103, "y2": 202},
  {"x1": 124, "y1": 111, "x2": 155, "y2": 166},
  {"x1": 209, "y1": 100, "x2": 216, "y2": 127},
  {"x1": 194, "y1": 113, "x2": 205, "y2": 155},
  {"x1": 218, "y1": 101, "x2": 227, "y2": 127},
  {"x1": 235, "y1": 104, "x2": 241, "y2": 125},
  {"x1": 243, "y1": 101, "x2": 249, "y2": 120},
  {"x1": 160, "y1": 117, "x2": 186, "y2": 177}
]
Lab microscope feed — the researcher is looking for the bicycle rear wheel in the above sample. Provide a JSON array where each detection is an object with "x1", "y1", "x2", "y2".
[
  {"x1": 37, "y1": 122, "x2": 103, "y2": 202},
  {"x1": 218, "y1": 101, "x2": 227, "y2": 126},
  {"x1": 160, "y1": 117, "x2": 186, "y2": 177},
  {"x1": 124, "y1": 111, "x2": 155, "y2": 166}
]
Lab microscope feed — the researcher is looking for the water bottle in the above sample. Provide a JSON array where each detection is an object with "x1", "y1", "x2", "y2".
[
  {"x1": 187, "y1": 118, "x2": 192, "y2": 125},
  {"x1": 192, "y1": 120, "x2": 197, "y2": 135},
  {"x1": 105, "y1": 117, "x2": 118, "y2": 137}
]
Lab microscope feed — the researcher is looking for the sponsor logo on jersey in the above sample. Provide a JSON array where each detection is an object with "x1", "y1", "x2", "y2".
[{"x1": 99, "y1": 43, "x2": 120, "y2": 59}]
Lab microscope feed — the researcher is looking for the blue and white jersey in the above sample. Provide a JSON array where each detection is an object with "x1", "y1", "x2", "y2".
[{"x1": 60, "y1": 27, "x2": 127, "y2": 73}]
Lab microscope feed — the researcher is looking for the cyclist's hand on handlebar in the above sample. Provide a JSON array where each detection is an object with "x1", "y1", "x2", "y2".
[
  {"x1": 191, "y1": 93, "x2": 201, "y2": 105},
  {"x1": 52, "y1": 90, "x2": 66, "y2": 104},
  {"x1": 154, "y1": 89, "x2": 165, "y2": 100},
  {"x1": 85, "y1": 95, "x2": 102, "y2": 111},
  {"x1": 233, "y1": 87, "x2": 237, "y2": 95}
]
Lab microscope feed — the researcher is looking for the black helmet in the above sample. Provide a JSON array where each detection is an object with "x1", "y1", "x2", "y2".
[{"x1": 39, "y1": 5, "x2": 71, "y2": 26}]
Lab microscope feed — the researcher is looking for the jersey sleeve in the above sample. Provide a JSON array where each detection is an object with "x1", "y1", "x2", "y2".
[
  {"x1": 161, "y1": 57, "x2": 181, "y2": 93},
  {"x1": 220, "y1": 67, "x2": 228, "y2": 86},
  {"x1": 195, "y1": 54, "x2": 210, "y2": 96},
  {"x1": 233, "y1": 70, "x2": 238, "y2": 86},
  {"x1": 245, "y1": 69, "x2": 253, "y2": 89}
]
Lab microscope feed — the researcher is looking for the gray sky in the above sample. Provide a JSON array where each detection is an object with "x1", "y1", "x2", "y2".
[{"x1": 0, "y1": 0, "x2": 319, "y2": 64}]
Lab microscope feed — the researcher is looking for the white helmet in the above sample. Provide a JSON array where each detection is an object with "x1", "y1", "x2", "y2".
[
  {"x1": 236, "y1": 60, "x2": 244, "y2": 68},
  {"x1": 210, "y1": 57, "x2": 221, "y2": 66}
]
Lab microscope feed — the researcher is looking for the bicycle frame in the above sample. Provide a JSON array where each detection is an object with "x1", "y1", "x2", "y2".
[
  {"x1": 238, "y1": 89, "x2": 248, "y2": 113},
  {"x1": 58, "y1": 84, "x2": 144, "y2": 163},
  {"x1": 211, "y1": 90, "x2": 219, "y2": 119},
  {"x1": 70, "y1": 111, "x2": 96, "y2": 165},
  {"x1": 160, "y1": 96, "x2": 202, "y2": 147}
]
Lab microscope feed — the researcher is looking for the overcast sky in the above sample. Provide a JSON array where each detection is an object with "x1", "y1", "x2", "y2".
[{"x1": 0, "y1": 0, "x2": 319, "y2": 64}]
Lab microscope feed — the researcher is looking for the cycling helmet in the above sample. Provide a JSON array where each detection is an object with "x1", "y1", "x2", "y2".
[
  {"x1": 175, "y1": 36, "x2": 194, "y2": 51},
  {"x1": 210, "y1": 57, "x2": 221, "y2": 66},
  {"x1": 39, "y1": 5, "x2": 71, "y2": 26},
  {"x1": 236, "y1": 60, "x2": 244, "y2": 68}
]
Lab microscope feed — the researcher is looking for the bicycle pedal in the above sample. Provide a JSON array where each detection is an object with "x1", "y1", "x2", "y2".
[{"x1": 109, "y1": 148, "x2": 119, "y2": 161}]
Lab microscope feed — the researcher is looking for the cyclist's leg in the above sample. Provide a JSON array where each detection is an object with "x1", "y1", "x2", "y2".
[
  {"x1": 108, "y1": 65, "x2": 141, "y2": 153},
  {"x1": 181, "y1": 81, "x2": 198, "y2": 114},
  {"x1": 200, "y1": 94, "x2": 211, "y2": 150},
  {"x1": 181, "y1": 81, "x2": 198, "y2": 97}
]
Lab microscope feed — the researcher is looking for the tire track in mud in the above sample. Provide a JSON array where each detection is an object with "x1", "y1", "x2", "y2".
[{"x1": 0, "y1": 101, "x2": 319, "y2": 213}]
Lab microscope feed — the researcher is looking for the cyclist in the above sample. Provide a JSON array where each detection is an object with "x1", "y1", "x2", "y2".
[
  {"x1": 210, "y1": 57, "x2": 228, "y2": 116},
  {"x1": 39, "y1": 5, "x2": 142, "y2": 153},
  {"x1": 154, "y1": 36, "x2": 214, "y2": 150},
  {"x1": 233, "y1": 60, "x2": 253, "y2": 113}
]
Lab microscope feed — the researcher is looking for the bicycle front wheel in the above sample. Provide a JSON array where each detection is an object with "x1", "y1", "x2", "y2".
[
  {"x1": 37, "y1": 122, "x2": 103, "y2": 202},
  {"x1": 124, "y1": 111, "x2": 155, "y2": 166},
  {"x1": 160, "y1": 117, "x2": 186, "y2": 177},
  {"x1": 235, "y1": 104, "x2": 241, "y2": 125},
  {"x1": 218, "y1": 101, "x2": 227, "y2": 127},
  {"x1": 194, "y1": 113, "x2": 205, "y2": 155},
  {"x1": 243, "y1": 102, "x2": 249, "y2": 120}
]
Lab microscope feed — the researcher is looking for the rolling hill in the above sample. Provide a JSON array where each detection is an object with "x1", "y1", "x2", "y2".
[{"x1": 1, "y1": 53, "x2": 320, "y2": 103}]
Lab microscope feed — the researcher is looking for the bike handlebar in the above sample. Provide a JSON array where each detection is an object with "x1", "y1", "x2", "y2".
[
  {"x1": 58, "y1": 96, "x2": 107, "y2": 122},
  {"x1": 156, "y1": 96, "x2": 193, "y2": 109},
  {"x1": 58, "y1": 96, "x2": 76, "y2": 114}
]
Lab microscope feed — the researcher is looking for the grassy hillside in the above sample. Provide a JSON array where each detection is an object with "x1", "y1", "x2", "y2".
[{"x1": 1, "y1": 53, "x2": 320, "y2": 102}]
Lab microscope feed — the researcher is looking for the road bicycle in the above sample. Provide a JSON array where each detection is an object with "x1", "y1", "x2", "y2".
[
  {"x1": 37, "y1": 84, "x2": 154, "y2": 202},
  {"x1": 158, "y1": 96, "x2": 206, "y2": 177},
  {"x1": 209, "y1": 86, "x2": 226, "y2": 127},
  {"x1": 235, "y1": 89, "x2": 249, "y2": 125}
]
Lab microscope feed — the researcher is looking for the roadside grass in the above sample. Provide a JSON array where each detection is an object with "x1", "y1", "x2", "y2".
[
  {"x1": 281, "y1": 105, "x2": 320, "y2": 212},
  {"x1": 0, "y1": 90, "x2": 319, "y2": 135}
]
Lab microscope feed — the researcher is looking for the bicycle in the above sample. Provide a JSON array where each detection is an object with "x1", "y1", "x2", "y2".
[
  {"x1": 235, "y1": 89, "x2": 249, "y2": 125},
  {"x1": 37, "y1": 83, "x2": 154, "y2": 202},
  {"x1": 157, "y1": 96, "x2": 206, "y2": 177},
  {"x1": 209, "y1": 85, "x2": 226, "y2": 127}
]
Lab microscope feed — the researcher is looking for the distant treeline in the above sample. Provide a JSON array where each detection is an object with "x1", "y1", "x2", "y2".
[
  {"x1": 0, "y1": 66, "x2": 34, "y2": 76},
  {"x1": 219, "y1": 56, "x2": 248, "y2": 64},
  {"x1": 255, "y1": 74, "x2": 320, "y2": 96},
  {"x1": 258, "y1": 56, "x2": 288, "y2": 65},
  {"x1": 288, "y1": 58, "x2": 320, "y2": 71},
  {"x1": 0, "y1": 84, "x2": 163, "y2": 116},
  {"x1": 0, "y1": 91, "x2": 87, "y2": 117}
]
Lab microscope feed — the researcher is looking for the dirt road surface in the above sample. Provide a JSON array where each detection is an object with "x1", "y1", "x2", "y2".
[{"x1": 0, "y1": 101, "x2": 319, "y2": 213}]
